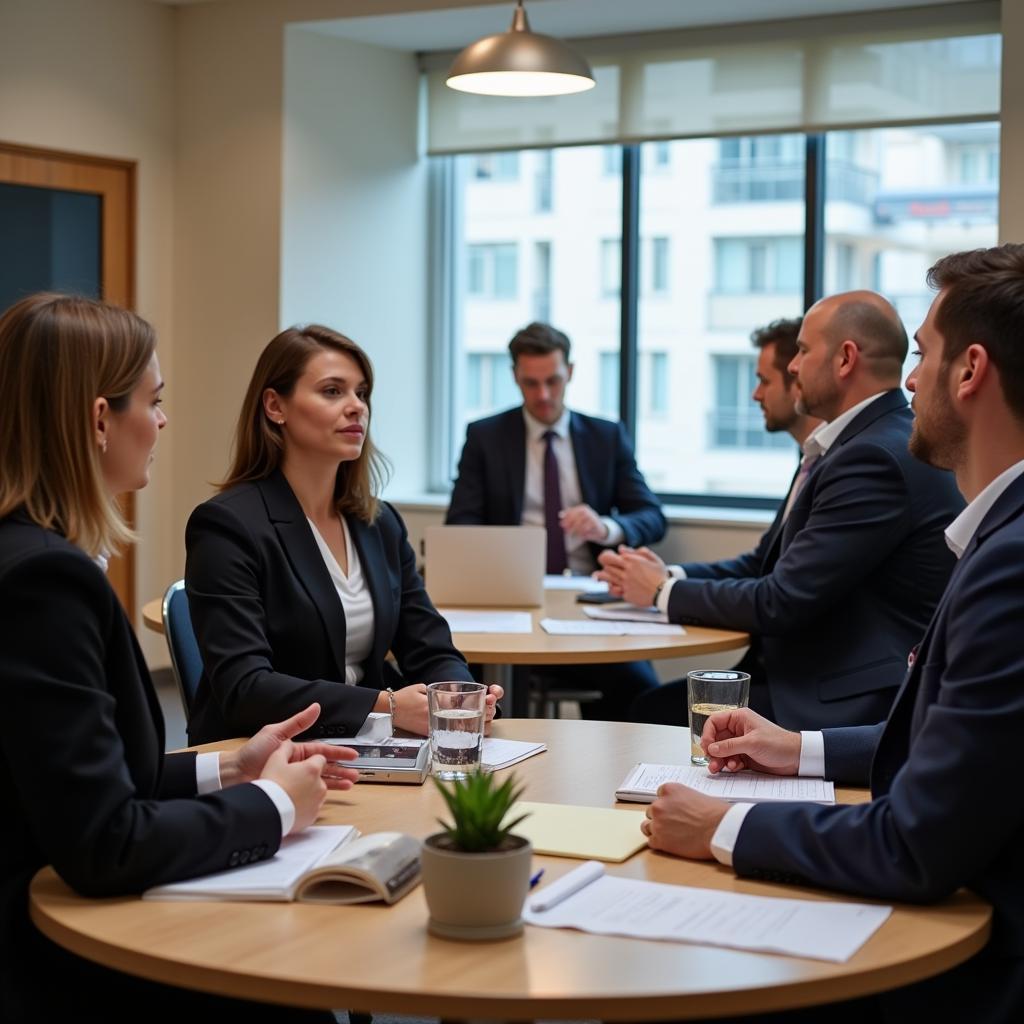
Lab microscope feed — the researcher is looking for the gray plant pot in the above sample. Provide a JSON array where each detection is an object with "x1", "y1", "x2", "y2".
[{"x1": 420, "y1": 833, "x2": 533, "y2": 940}]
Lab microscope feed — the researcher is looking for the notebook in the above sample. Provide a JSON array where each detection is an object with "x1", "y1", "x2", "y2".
[
  {"x1": 615, "y1": 763, "x2": 835, "y2": 804},
  {"x1": 510, "y1": 801, "x2": 647, "y2": 862}
]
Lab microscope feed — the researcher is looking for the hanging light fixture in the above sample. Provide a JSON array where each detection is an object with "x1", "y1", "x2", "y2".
[{"x1": 446, "y1": 0, "x2": 596, "y2": 97}]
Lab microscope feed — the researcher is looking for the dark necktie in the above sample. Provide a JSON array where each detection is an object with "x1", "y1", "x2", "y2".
[{"x1": 543, "y1": 430, "x2": 568, "y2": 574}]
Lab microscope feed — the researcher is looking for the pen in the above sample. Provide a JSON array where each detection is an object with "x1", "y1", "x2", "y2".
[
  {"x1": 529, "y1": 860, "x2": 604, "y2": 913},
  {"x1": 529, "y1": 869, "x2": 545, "y2": 890}
]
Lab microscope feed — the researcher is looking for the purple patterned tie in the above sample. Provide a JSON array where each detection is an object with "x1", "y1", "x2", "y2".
[{"x1": 543, "y1": 430, "x2": 568, "y2": 575}]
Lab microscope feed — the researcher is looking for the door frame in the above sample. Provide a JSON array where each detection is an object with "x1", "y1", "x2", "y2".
[{"x1": 0, "y1": 141, "x2": 138, "y2": 619}]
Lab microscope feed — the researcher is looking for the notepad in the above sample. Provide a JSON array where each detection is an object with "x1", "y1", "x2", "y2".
[
  {"x1": 510, "y1": 801, "x2": 647, "y2": 862},
  {"x1": 616, "y1": 763, "x2": 835, "y2": 805},
  {"x1": 482, "y1": 737, "x2": 546, "y2": 771},
  {"x1": 544, "y1": 574, "x2": 608, "y2": 592},
  {"x1": 540, "y1": 618, "x2": 685, "y2": 637},
  {"x1": 439, "y1": 609, "x2": 533, "y2": 633},
  {"x1": 582, "y1": 603, "x2": 668, "y2": 624}
]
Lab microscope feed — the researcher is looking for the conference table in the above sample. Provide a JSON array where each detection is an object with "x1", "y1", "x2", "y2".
[
  {"x1": 142, "y1": 587, "x2": 750, "y2": 716},
  {"x1": 30, "y1": 719, "x2": 991, "y2": 1020}
]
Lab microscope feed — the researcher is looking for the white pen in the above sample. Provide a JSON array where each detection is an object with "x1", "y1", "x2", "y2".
[{"x1": 528, "y1": 860, "x2": 605, "y2": 912}]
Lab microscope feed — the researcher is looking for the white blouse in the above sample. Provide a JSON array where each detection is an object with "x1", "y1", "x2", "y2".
[{"x1": 306, "y1": 517, "x2": 375, "y2": 685}]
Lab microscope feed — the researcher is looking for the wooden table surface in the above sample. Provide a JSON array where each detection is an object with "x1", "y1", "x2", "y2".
[{"x1": 30, "y1": 720, "x2": 990, "y2": 1020}]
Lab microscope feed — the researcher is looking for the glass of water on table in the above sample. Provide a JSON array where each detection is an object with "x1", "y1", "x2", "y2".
[
  {"x1": 687, "y1": 670, "x2": 750, "y2": 766},
  {"x1": 427, "y1": 681, "x2": 487, "y2": 780}
]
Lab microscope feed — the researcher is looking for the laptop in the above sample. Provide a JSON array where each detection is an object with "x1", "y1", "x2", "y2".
[{"x1": 425, "y1": 525, "x2": 545, "y2": 607}]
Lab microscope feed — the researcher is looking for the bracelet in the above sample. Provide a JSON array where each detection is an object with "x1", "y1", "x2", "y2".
[
  {"x1": 651, "y1": 578, "x2": 668, "y2": 608},
  {"x1": 385, "y1": 686, "x2": 396, "y2": 720}
]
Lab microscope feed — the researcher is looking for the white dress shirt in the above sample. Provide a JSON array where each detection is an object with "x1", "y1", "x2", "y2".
[
  {"x1": 520, "y1": 407, "x2": 624, "y2": 574},
  {"x1": 711, "y1": 455, "x2": 1024, "y2": 867}
]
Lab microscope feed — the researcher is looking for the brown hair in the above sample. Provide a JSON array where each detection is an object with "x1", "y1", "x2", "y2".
[
  {"x1": 221, "y1": 325, "x2": 389, "y2": 522},
  {"x1": 0, "y1": 293, "x2": 156, "y2": 555},
  {"x1": 508, "y1": 322, "x2": 571, "y2": 365},
  {"x1": 751, "y1": 317, "x2": 802, "y2": 378},
  {"x1": 823, "y1": 298, "x2": 908, "y2": 381},
  {"x1": 927, "y1": 244, "x2": 1024, "y2": 420}
]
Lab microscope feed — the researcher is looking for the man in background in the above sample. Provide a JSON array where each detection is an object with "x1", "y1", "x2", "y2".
[{"x1": 447, "y1": 321, "x2": 665, "y2": 721}]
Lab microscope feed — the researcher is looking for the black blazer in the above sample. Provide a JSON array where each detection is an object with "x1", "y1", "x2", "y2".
[
  {"x1": 446, "y1": 407, "x2": 666, "y2": 560},
  {"x1": 186, "y1": 471, "x2": 472, "y2": 744},
  {"x1": 735, "y1": 471, "x2": 1024, "y2": 1021},
  {"x1": 671, "y1": 390, "x2": 965, "y2": 730},
  {"x1": 0, "y1": 513, "x2": 280, "y2": 1017}
]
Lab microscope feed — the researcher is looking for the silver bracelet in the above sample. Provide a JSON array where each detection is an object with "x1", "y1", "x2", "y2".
[{"x1": 385, "y1": 686, "x2": 396, "y2": 719}]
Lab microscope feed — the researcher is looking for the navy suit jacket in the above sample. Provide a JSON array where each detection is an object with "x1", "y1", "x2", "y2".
[
  {"x1": 733, "y1": 470, "x2": 1024, "y2": 1020},
  {"x1": 446, "y1": 407, "x2": 666, "y2": 561},
  {"x1": 670, "y1": 389, "x2": 964, "y2": 730},
  {"x1": 186, "y1": 470, "x2": 472, "y2": 744},
  {"x1": 0, "y1": 514, "x2": 280, "y2": 1016}
]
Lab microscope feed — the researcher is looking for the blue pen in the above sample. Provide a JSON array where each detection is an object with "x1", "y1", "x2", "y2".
[{"x1": 529, "y1": 869, "x2": 545, "y2": 890}]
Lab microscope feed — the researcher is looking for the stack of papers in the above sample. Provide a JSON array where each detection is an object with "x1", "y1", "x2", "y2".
[
  {"x1": 438, "y1": 609, "x2": 533, "y2": 633},
  {"x1": 582, "y1": 603, "x2": 668, "y2": 624},
  {"x1": 544, "y1": 574, "x2": 608, "y2": 592},
  {"x1": 616, "y1": 763, "x2": 835, "y2": 804},
  {"x1": 482, "y1": 737, "x2": 546, "y2": 771},
  {"x1": 540, "y1": 618, "x2": 685, "y2": 637}
]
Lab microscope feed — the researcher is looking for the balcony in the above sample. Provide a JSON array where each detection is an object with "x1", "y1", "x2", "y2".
[
  {"x1": 712, "y1": 159, "x2": 879, "y2": 206},
  {"x1": 708, "y1": 409, "x2": 794, "y2": 450}
]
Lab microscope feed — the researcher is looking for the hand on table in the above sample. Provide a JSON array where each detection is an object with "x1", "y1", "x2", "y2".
[
  {"x1": 641, "y1": 783, "x2": 728, "y2": 860},
  {"x1": 484, "y1": 684, "x2": 503, "y2": 735},
  {"x1": 222, "y1": 702, "x2": 359, "y2": 791},
  {"x1": 595, "y1": 545, "x2": 668, "y2": 606},
  {"x1": 559, "y1": 503, "x2": 609, "y2": 543},
  {"x1": 701, "y1": 707, "x2": 802, "y2": 776}
]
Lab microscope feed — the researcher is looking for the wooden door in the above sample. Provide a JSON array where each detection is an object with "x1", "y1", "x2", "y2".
[{"x1": 0, "y1": 142, "x2": 137, "y2": 619}]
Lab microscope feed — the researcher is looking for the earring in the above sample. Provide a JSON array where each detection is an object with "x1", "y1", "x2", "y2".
[
  {"x1": 101, "y1": 438, "x2": 108, "y2": 454},
  {"x1": 277, "y1": 419, "x2": 285, "y2": 426}
]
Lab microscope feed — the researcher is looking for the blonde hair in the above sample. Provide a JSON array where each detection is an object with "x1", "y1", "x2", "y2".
[
  {"x1": 0, "y1": 293, "x2": 156, "y2": 556},
  {"x1": 221, "y1": 325, "x2": 389, "y2": 522}
]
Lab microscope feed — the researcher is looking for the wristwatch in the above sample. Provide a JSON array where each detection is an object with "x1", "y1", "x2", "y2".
[{"x1": 651, "y1": 577, "x2": 669, "y2": 608}]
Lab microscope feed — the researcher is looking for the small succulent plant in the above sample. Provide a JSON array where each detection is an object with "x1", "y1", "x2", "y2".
[{"x1": 433, "y1": 771, "x2": 528, "y2": 852}]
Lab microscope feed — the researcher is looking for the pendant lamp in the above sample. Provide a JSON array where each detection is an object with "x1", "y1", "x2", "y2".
[{"x1": 446, "y1": 0, "x2": 596, "y2": 97}]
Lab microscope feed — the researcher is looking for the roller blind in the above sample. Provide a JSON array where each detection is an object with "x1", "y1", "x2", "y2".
[{"x1": 422, "y1": 2, "x2": 1000, "y2": 154}]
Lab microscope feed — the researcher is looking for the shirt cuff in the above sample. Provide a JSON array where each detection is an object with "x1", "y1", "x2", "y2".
[
  {"x1": 656, "y1": 577, "x2": 676, "y2": 614},
  {"x1": 710, "y1": 803, "x2": 755, "y2": 867},
  {"x1": 600, "y1": 517, "x2": 624, "y2": 547},
  {"x1": 195, "y1": 752, "x2": 222, "y2": 795},
  {"x1": 798, "y1": 731, "x2": 826, "y2": 777},
  {"x1": 667, "y1": 564, "x2": 687, "y2": 579},
  {"x1": 251, "y1": 779, "x2": 297, "y2": 837}
]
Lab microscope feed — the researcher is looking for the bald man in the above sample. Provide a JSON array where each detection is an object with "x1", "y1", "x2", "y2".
[{"x1": 599, "y1": 291, "x2": 965, "y2": 730}]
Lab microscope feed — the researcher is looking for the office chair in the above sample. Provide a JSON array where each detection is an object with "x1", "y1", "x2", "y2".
[{"x1": 161, "y1": 580, "x2": 203, "y2": 720}]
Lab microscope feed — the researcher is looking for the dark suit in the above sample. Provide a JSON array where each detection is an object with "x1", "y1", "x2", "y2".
[
  {"x1": 446, "y1": 406, "x2": 665, "y2": 720},
  {"x1": 732, "y1": 470, "x2": 1024, "y2": 1022},
  {"x1": 0, "y1": 513, "x2": 313, "y2": 1022},
  {"x1": 186, "y1": 470, "x2": 472, "y2": 744},
  {"x1": 664, "y1": 390, "x2": 964, "y2": 730}
]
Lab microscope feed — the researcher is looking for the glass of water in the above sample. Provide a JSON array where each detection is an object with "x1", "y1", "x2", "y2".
[
  {"x1": 687, "y1": 670, "x2": 750, "y2": 766},
  {"x1": 427, "y1": 681, "x2": 487, "y2": 780}
]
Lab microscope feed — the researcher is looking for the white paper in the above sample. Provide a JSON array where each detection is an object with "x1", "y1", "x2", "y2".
[
  {"x1": 524, "y1": 869, "x2": 891, "y2": 962},
  {"x1": 481, "y1": 737, "x2": 546, "y2": 771},
  {"x1": 616, "y1": 763, "x2": 835, "y2": 804},
  {"x1": 582, "y1": 603, "x2": 668, "y2": 624},
  {"x1": 144, "y1": 826, "x2": 357, "y2": 901},
  {"x1": 540, "y1": 618, "x2": 685, "y2": 637},
  {"x1": 544, "y1": 574, "x2": 609, "y2": 593},
  {"x1": 439, "y1": 609, "x2": 533, "y2": 633}
]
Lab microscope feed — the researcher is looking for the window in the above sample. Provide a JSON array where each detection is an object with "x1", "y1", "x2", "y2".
[
  {"x1": 534, "y1": 150, "x2": 553, "y2": 212},
  {"x1": 648, "y1": 142, "x2": 671, "y2": 171},
  {"x1": 602, "y1": 145, "x2": 622, "y2": 176},
  {"x1": 645, "y1": 352, "x2": 669, "y2": 417},
  {"x1": 710, "y1": 356, "x2": 793, "y2": 450},
  {"x1": 467, "y1": 243, "x2": 518, "y2": 300},
  {"x1": 533, "y1": 241, "x2": 551, "y2": 322},
  {"x1": 714, "y1": 237, "x2": 802, "y2": 295},
  {"x1": 471, "y1": 152, "x2": 520, "y2": 181},
  {"x1": 650, "y1": 237, "x2": 669, "y2": 294},
  {"x1": 466, "y1": 353, "x2": 521, "y2": 416},
  {"x1": 601, "y1": 239, "x2": 621, "y2": 298},
  {"x1": 599, "y1": 352, "x2": 619, "y2": 417}
]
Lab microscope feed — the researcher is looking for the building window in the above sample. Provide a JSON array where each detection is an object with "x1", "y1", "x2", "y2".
[
  {"x1": 646, "y1": 352, "x2": 669, "y2": 417},
  {"x1": 467, "y1": 243, "x2": 518, "y2": 299},
  {"x1": 534, "y1": 150, "x2": 553, "y2": 212},
  {"x1": 710, "y1": 355, "x2": 792, "y2": 450},
  {"x1": 602, "y1": 145, "x2": 623, "y2": 176},
  {"x1": 533, "y1": 241, "x2": 551, "y2": 322},
  {"x1": 471, "y1": 152, "x2": 520, "y2": 181},
  {"x1": 714, "y1": 237, "x2": 802, "y2": 295},
  {"x1": 466, "y1": 352, "x2": 520, "y2": 416},
  {"x1": 599, "y1": 352, "x2": 619, "y2": 417},
  {"x1": 650, "y1": 237, "x2": 670, "y2": 294},
  {"x1": 601, "y1": 238, "x2": 621, "y2": 298}
]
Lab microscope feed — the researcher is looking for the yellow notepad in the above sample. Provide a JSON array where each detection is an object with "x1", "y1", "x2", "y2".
[{"x1": 511, "y1": 801, "x2": 647, "y2": 863}]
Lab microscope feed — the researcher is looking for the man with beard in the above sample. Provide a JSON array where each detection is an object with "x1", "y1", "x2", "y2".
[
  {"x1": 640, "y1": 242, "x2": 1024, "y2": 1023},
  {"x1": 630, "y1": 317, "x2": 822, "y2": 723},
  {"x1": 599, "y1": 291, "x2": 964, "y2": 730}
]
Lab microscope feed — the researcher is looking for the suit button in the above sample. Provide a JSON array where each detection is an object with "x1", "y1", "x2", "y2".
[
  {"x1": 239, "y1": 850, "x2": 250, "y2": 865},
  {"x1": 228, "y1": 851, "x2": 240, "y2": 867},
  {"x1": 257, "y1": 844, "x2": 267, "y2": 857}
]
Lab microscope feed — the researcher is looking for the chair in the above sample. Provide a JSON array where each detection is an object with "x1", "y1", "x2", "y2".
[{"x1": 161, "y1": 580, "x2": 203, "y2": 719}]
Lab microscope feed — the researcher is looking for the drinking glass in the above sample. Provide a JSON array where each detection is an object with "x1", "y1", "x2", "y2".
[
  {"x1": 687, "y1": 670, "x2": 750, "y2": 766},
  {"x1": 427, "y1": 681, "x2": 487, "y2": 780}
]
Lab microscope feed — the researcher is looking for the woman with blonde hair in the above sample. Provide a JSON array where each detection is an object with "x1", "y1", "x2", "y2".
[
  {"x1": 0, "y1": 294, "x2": 355, "y2": 1022},
  {"x1": 185, "y1": 324, "x2": 500, "y2": 744}
]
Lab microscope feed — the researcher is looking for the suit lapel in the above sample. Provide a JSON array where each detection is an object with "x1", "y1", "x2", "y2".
[
  {"x1": 830, "y1": 388, "x2": 907, "y2": 451},
  {"x1": 759, "y1": 461, "x2": 800, "y2": 571},
  {"x1": 506, "y1": 410, "x2": 528, "y2": 524},
  {"x1": 257, "y1": 471, "x2": 348, "y2": 681},
  {"x1": 347, "y1": 515, "x2": 392, "y2": 677}
]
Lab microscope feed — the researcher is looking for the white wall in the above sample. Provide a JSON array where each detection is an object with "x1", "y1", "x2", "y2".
[
  {"x1": 0, "y1": 0, "x2": 177, "y2": 664},
  {"x1": 281, "y1": 26, "x2": 429, "y2": 495}
]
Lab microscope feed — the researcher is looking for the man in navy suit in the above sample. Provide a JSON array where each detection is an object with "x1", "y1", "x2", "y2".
[
  {"x1": 642, "y1": 243, "x2": 1024, "y2": 1022},
  {"x1": 600, "y1": 292, "x2": 964, "y2": 730},
  {"x1": 446, "y1": 322, "x2": 666, "y2": 720}
]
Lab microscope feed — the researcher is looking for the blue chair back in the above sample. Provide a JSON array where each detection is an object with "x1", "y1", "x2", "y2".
[{"x1": 161, "y1": 580, "x2": 203, "y2": 719}]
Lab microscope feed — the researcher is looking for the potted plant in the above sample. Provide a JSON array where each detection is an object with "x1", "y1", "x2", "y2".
[{"x1": 421, "y1": 772, "x2": 533, "y2": 940}]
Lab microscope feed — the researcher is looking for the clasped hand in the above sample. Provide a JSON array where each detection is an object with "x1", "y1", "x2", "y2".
[{"x1": 595, "y1": 545, "x2": 668, "y2": 606}]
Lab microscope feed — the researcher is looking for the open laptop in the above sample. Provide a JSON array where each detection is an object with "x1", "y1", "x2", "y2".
[{"x1": 425, "y1": 525, "x2": 545, "y2": 607}]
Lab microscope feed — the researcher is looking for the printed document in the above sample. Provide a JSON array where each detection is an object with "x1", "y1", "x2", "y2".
[
  {"x1": 616, "y1": 763, "x2": 835, "y2": 804},
  {"x1": 544, "y1": 574, "x2": 608, "y2": 592},
  {"x1": 582, "y1": 603, "x2": 668, "y2": 624},
  {"x1": 540, "y1": 618, "x2": 685, "y2": 637},
  {"x1": 438, "y1": 609, "x2": 533, "y2": 633}
]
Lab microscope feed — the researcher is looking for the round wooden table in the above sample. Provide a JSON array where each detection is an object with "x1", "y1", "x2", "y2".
[{"x1": 30, "y1": 720, "x2": 990, "y2": 1019}]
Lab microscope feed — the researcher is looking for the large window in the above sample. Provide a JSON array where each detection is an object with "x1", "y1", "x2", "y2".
[{"x1": 434, "y1": 123, "x2": 1000, "y2": 505}]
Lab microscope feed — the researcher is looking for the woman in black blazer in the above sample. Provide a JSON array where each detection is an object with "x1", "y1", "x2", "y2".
[
  {"x1": 185, "y1": 324, "x2": 499, "y2": 745},
  {"x1": 0, "y1": 294, "x2": 354, "y2": 1022}
]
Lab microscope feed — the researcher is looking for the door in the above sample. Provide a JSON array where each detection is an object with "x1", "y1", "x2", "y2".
[{"x1": 0, "y1": 142, "x2": 137, "y2": 619}]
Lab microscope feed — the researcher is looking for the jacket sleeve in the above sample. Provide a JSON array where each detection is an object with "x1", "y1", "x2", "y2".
[
  {"x1": 0, "y1": 551, "x2": 281, "y2": 897},
  {"x1": 608, "y1": 422, "x2": 666, "y2": 547},
  {"x1": 680, "y1": 519, "x2": 779, "y2": 581},
  {"x1": 733, "y1": 536, "x2": 1024, "y2": 904},
  {"x1": 186, "y1": 500, "x2": 377, "y2": 738},
  {"x1": 667, "y1": 441, "x2": 913, "y2": 633},
  {"x1": 159, "y1": 751, "x2": 199, "y2": 798},
  {"x1": 821, "y1": 723, "x2": 885, "y2": 785},
  {"x1": 445, "y1": 426, "x2": 487, "y2": 525}
]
